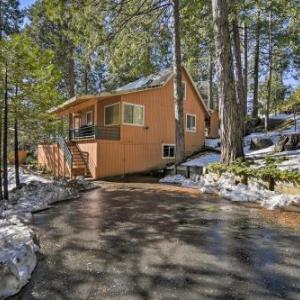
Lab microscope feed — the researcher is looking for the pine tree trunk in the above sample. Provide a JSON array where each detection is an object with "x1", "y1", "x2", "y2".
[
  {"x1": 232, "y1": 18, "x2": 245, "y2": 120},
  {"x1": 0, "y1": 92, "x2": 2, "y2": 200},
  {"x1": 265, "y1": 10, "x2": 273, "y2": 131},
  {"x1": 208, "y1": 53, "x2": 214, "y2": 109},
  {"x1": 0, "y1": 0, "x2": 3, "y2": 200},
  {"x1": 14, "y1": 86, "x2": 20, "y2": 189},
  {"x1": 212, "y1": 0, "x2": 244, "y2": 163},
  {"x1": 84, "y1": 68, "x2": 88, "y2": 94},
  {"x1": 68, "y1": 57, "x2": 76, "y2": 98},
  {"x1": 243, "y1": 24, "x2": 248, "y2": 116},
  {"x1": 172, "y1": 0, "x2": 185, "y2": 164},
  {"x1": 252, "y1": 10, "x2": 261, "y2": 119},
  {"x1": 3, "y1": 64, "x2": 8, "y2": 199}
]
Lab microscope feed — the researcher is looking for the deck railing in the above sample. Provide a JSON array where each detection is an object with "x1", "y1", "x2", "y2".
[{"x1": 69, "y1": 125, "x2": 120, "y2": 141}]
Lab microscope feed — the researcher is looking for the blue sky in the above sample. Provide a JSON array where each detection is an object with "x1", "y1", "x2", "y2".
[{"x1": 20, "y1": 0, "x2": 36, "y2": 9}]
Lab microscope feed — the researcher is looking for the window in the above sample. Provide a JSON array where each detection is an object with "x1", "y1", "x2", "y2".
[
  {"x1": 104, "y1": 103, "x2": 120, "y2": 126},
  {"x1": 186, "y1": 113, "x2": 196, "y2": 132},
  {"x1": 86, "y1": 111, "x2": 93, "y2": 126},
  {"x1": 182, "y1": 81, "x2": 187, "y2": 100},
  {"x1": 162, "y1": 144, "x2": 175, "y2": 159},
  {"x1": 123, "y1": 103, "x2": 144, "y2": 126}
]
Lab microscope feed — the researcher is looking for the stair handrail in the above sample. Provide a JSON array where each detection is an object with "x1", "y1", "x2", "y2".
[{"x1": 56, "y1": 135, "x2": 73, "y2": 168}]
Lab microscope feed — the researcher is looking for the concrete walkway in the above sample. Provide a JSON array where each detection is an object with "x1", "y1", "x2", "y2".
[{"x1": 13, "y1": 182, "x2": 300, "y2": 299}]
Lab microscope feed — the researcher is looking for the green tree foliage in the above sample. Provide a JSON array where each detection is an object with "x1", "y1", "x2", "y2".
[{"x1": 0, "y1": 33, "x2": 63, "y2": 144}]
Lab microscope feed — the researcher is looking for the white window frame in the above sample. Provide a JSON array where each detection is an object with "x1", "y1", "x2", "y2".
[
  {"x1": 122, "y1": 102, "x2": 145, "y2": 126},
  {"x1": 182, "y1": 81, "x2": 187, "y2": 100},
  {"x1": 86, "y1": 111, "x2": 93, "y2": 126},
  {"x1": 162, "y1": 144, "x2": 176, "y2": 159},
  {"x1": 104, "y1": 102, "x2": 120, "y2": 126},
  {"x1": 186, "y1": 113, "x2": 197, "y2": 132}
]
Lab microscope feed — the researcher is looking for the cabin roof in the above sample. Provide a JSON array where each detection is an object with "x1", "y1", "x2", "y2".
[
  {"x1": 115, "y1": 68, "x2": 173, "y2": 92},
  {"x1": 49, "y1": 66, "x2": 210, "y2": 117}
]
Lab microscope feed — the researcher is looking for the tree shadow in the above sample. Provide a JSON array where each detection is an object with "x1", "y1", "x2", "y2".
[{"x1": 12, "y1": 184, "x2": 300, "y2": 300}]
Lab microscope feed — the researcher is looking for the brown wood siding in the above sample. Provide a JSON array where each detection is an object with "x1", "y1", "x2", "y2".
[
  {"x1": 76, "y1": 141, "x2": 98, "y2": 178},
  {"x1": 44, "y1": 68, "x2": 207, "y2": 178},
  {"x1": 37, "y1": 144, "x2": 71, "y2": 177}
]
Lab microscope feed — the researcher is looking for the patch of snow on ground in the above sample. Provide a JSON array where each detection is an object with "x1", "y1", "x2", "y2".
[
  {"x1": 0, "y1": 216, "x2": 38, "y2": 299},
  {"x1": 269, "y1": 113, "x2": 294, "y2": 120},
  {"x1": 8, "y1": 166, "x2": 50, "y2": 191},
  {"x1": 182, "y1": 153, "x2": 221, "y2": 167},
  {"x1": 205, "y1": 138, "x2": 221, "y2": 151},
  {"x1": 159, "y1": 175, "x2": 197, "y2": 187},
  {"x1": 159, "y1": 172, "x2": 300, "y2": 210}
]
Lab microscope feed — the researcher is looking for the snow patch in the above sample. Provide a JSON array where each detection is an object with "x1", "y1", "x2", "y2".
[
  {"x1": 159, "y1": 175, "x2": 197, "y2": 187},
  {"x1": 159, "y1": 173, "x2": 300, "y2": 210},
  {"x1": 182, "y1": 153, "x2": 220, "y2": 167},
  {"x1": 8, "y1": 166, "x2": 50, "y2": 191},
  {"x1": 0, "y1": 216, "x2": 38, "y2": 299}
]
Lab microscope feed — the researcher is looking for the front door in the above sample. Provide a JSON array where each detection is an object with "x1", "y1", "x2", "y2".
[{"x1": 73, "y1": 116, "x2": 81, "y2": 138}]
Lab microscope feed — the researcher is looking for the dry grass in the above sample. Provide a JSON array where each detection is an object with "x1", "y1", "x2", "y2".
[{"x1": 260, "y1": 208, "x2": 300, "y2": 230}]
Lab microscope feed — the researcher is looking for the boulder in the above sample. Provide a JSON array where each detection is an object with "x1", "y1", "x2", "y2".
[
  {"x1": 274, "y1": 134, "x2": 300, "y2": 152},
  {"x1": 250, "y1": 137, "x2": 274, "y2": 150}
]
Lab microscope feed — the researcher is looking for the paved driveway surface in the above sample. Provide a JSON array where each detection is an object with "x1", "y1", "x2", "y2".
[{"x1": 14, "y1": 182, "x2": 300, "y2": 300}]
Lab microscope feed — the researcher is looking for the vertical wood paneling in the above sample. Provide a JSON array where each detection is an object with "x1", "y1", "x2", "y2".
[{"x1": 43, "y1": 68, "x2": 208, "y2": 178}]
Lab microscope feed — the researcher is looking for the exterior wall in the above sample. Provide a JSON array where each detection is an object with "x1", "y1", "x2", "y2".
[
  {"x1": 8, "y1": 150, "x2": 28, "y2": 164},
  {"x1": 104, "y1": 69, "x2": 207, "y2": 177},
  {"x1": 37, "y1": 144, "x2": 71, "y2": 177},
  {"x1": 76, "y1": 141, "x2": 98, "y2": 178},
  {"x1": 44, "y1": 69, "x2": 207, "y2": 178}
]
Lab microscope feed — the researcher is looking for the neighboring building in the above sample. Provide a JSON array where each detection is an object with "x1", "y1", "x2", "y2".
[{"x1": 38, "y1": 66, "x2": 210, "y2": 178}]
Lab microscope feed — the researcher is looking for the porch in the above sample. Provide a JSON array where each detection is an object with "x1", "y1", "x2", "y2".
[{"x1": 69, "y1": 125, "x2": 120, "y2": 141}]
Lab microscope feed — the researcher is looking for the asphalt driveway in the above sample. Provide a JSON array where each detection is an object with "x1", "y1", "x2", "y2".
[{"x1": 14, "y1": 181, "x2": 300, "y2": 300}]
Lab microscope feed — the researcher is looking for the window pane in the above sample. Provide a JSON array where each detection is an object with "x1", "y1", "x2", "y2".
[
  {"x1": 163, "y1": 145, "x2": 175, "y2": 158},
  {"x1": 163, "y1": 146, "x2": 169, "y2": 157},
  {"x1": 169, "y1": 146, "x2": 175, "y2": 157},
  {"x1": 124, "y1": 104, "x2": 144, "y2": 125},
  {"x1": 112, "y1": 105, "x2": 120, "y2": 124},
  {"x1": 124, "y1": 104, "x2": 133, "y2": 123},
  {"x1": 192, "y1": 116, "x2": 196, "y2": 127},
  {"x1": 133, "y1": 106, "x2": 144, "y2": 125},
  {"x1": 187, "y1": 115, "x2": 191, "y2": 129},
  {"x1": 187, "y1": 115, "x2": 196, "y2": 130},
  {"x1": 105, "y1": 104, "x2": 119, "y2": 125}
]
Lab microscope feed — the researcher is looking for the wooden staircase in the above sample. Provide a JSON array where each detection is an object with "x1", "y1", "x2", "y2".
[{"x1": 68, "y1": 142, "x2": 91, "y2": 178}]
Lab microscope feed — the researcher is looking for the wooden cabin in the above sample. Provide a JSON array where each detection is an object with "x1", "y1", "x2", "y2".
[{"x1": 38, "y1": 66, "x2": 210, "y2": 178}]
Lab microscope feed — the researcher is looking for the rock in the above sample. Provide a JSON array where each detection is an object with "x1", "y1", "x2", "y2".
[
  {"x1": 250, "y1": 137, "x2": 274, "y2": 150},
  {"x1": 274, "y1": 134, "x2": 300, "y2": 152}
]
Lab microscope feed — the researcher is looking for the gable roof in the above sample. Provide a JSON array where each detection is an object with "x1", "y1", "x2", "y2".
[{"x1": 49, "y1": 66, "x2": 209, "y2": 116}]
